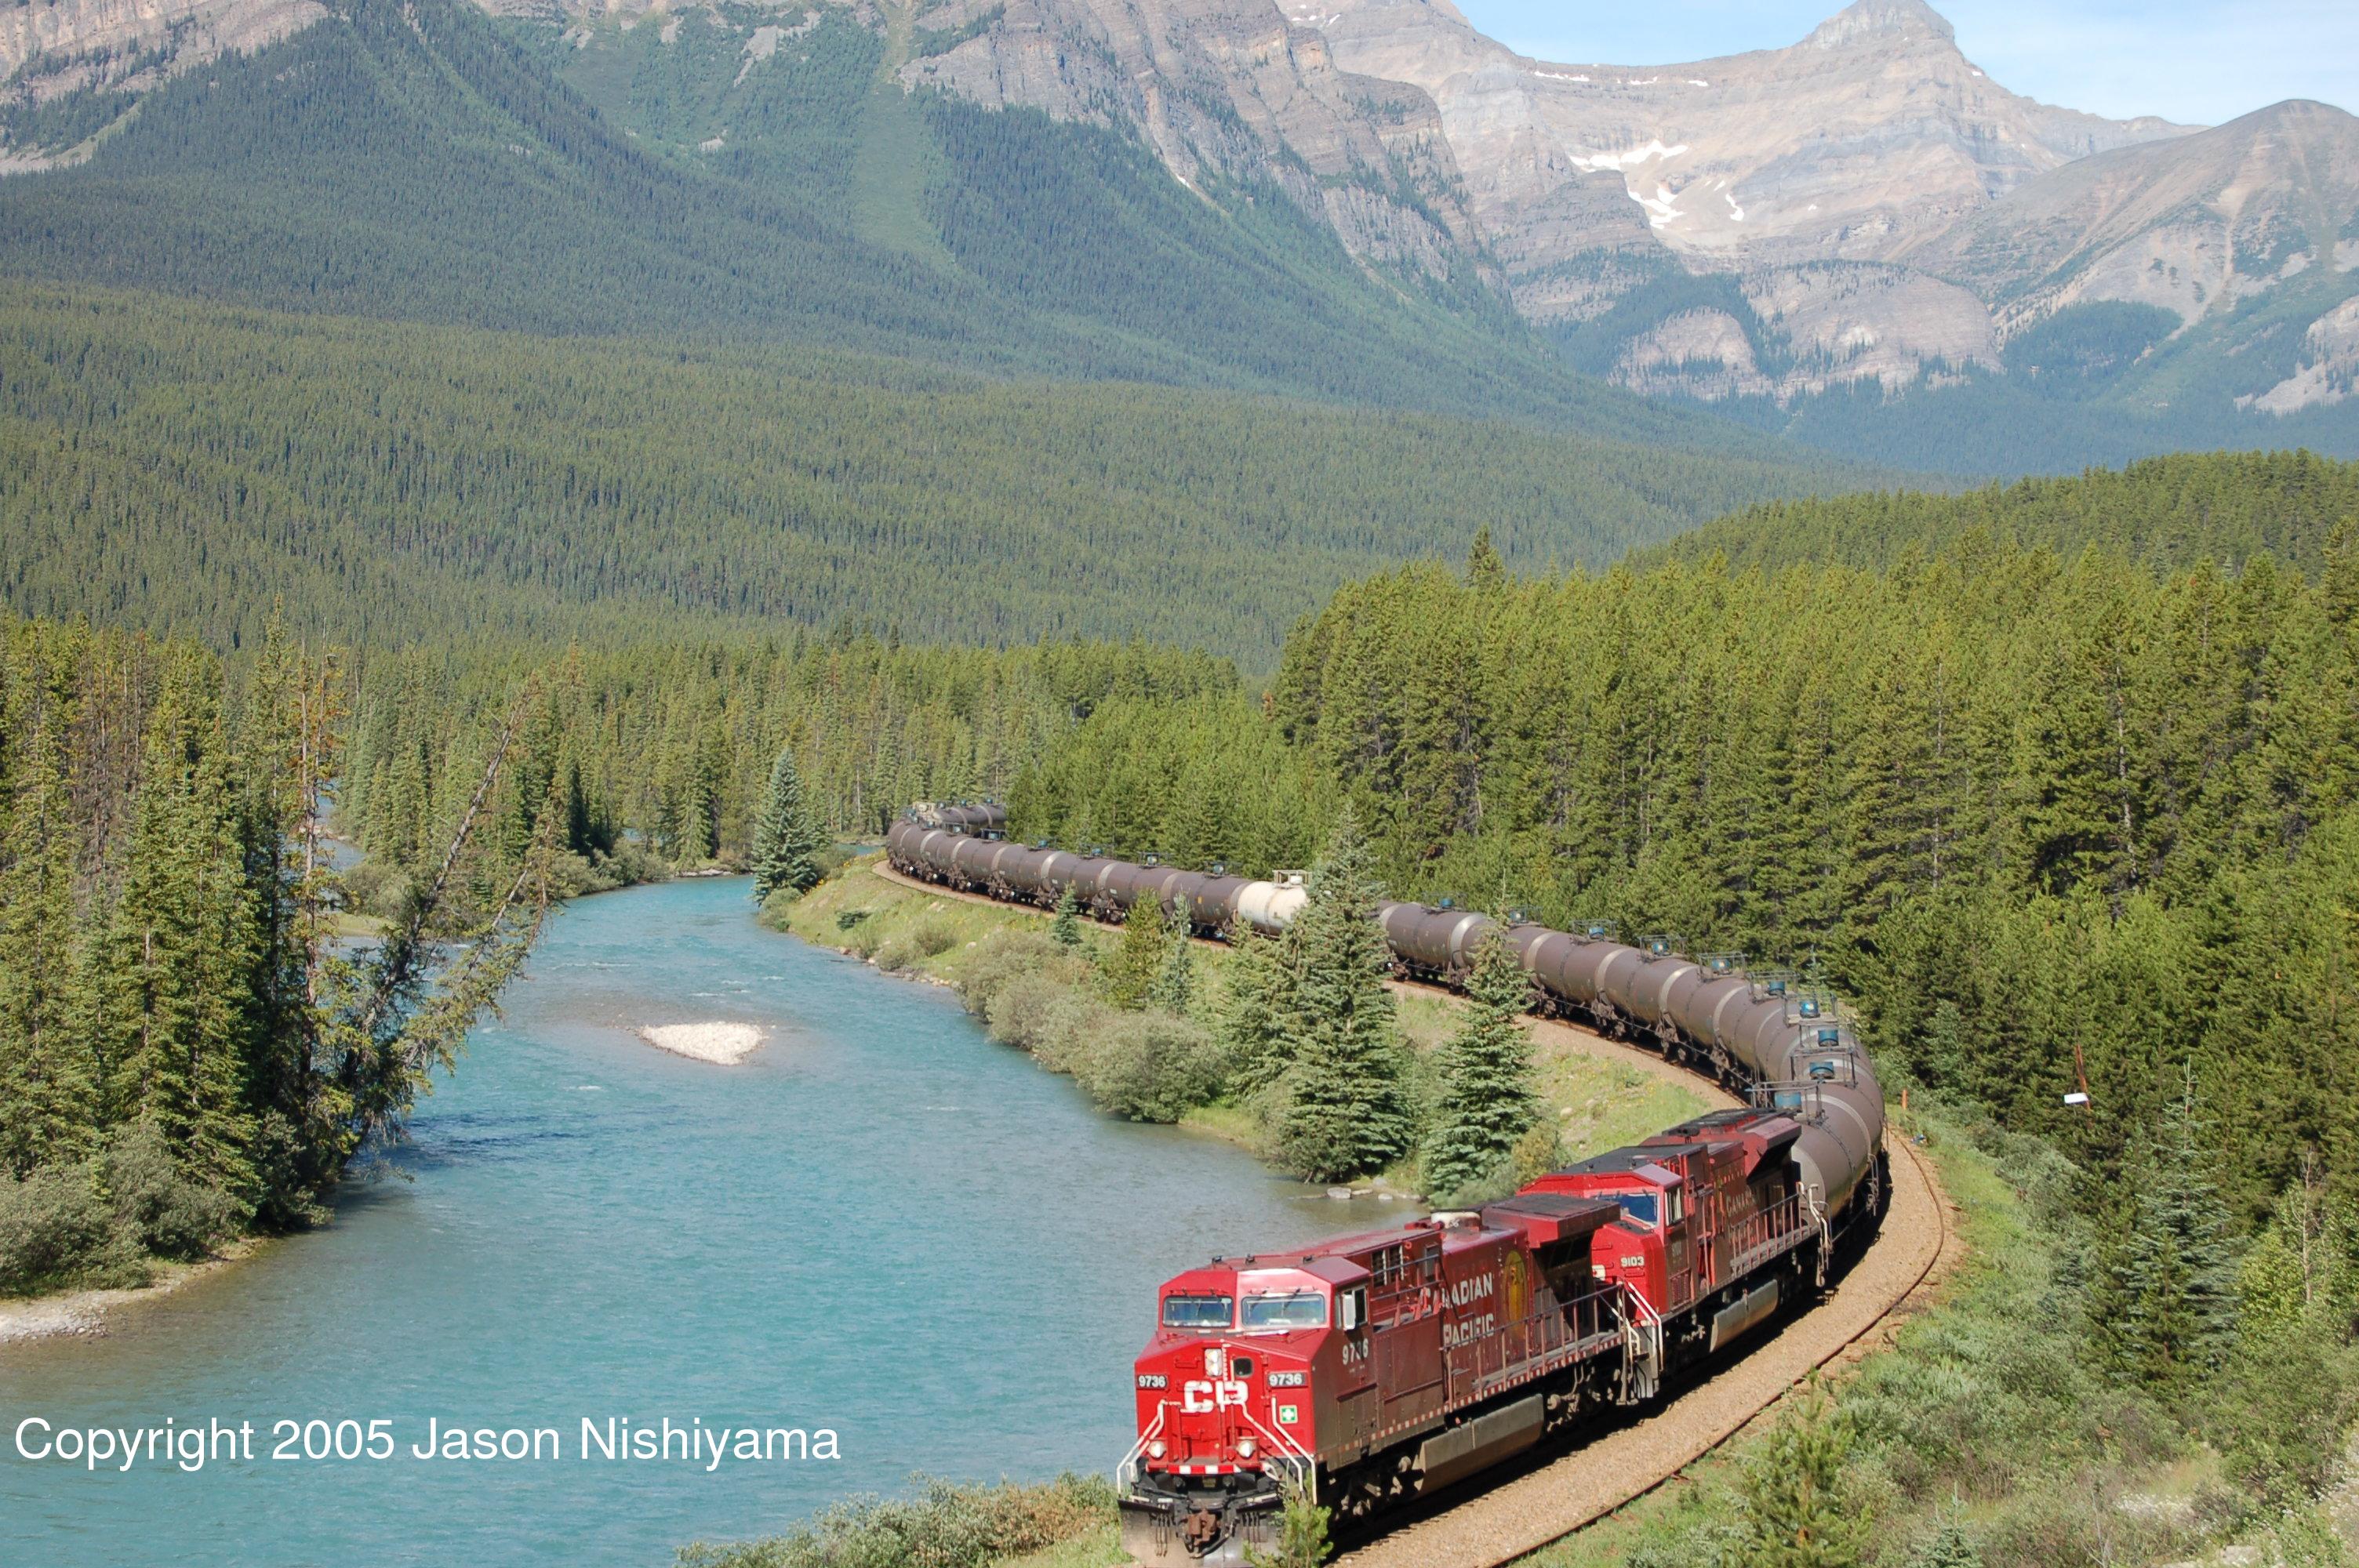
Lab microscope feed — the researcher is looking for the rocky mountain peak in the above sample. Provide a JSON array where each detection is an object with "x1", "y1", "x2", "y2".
[{"x1": 1806, "y1": 0, "x2": 1955, "y2": 51}]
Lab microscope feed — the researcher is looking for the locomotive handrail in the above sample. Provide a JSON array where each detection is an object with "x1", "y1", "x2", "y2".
[
  {"x1": 1726, "y1": 1191, "x2": 1812, "y2": 1278},
  {"x1": 1616, "y1": 1282, "x2": 1665, "y2": 1399},
  {"x1": 1117, "y1": 1402, "x2": 1170, "y2": 1489},
  {"x1": 1235, "y1": 1401, "x2": 1317, "y2": 1501}
]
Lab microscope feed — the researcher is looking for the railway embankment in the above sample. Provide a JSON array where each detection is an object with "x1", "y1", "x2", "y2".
[{"x1": 776, "y1": 855, "x2": 1717, "y2": 1185}]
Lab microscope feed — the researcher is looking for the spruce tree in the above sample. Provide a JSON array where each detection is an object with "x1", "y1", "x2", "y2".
[
  {"x1": 1911, "y1": 1511, "x2": 1983, "y2": 1568},
  {"x1": 1050, "y1": 885, "x2": 1083, "y2": 947},
  {"x1": 1738, "y1": 1383, "x2": 1866, "y2": 1568},
  {"x1": 1212, "y1": 916, "x2": 1299, "y2": 1094},
  {"x1": 751, "y1": 745, "x2": 827, "y2": 902},
  {"x1": 1423, "y1": 929, "x2": 1542, "y2": 1200},
  {"x1": 1104, "y1": 895, "x2": 1169, "y2": 1011},
  {"x1": 1466, "y1": 524, "x2": 1506, "y2": 591},
  {"x1": 93, "y1": 652, "x2": 260, "y2": 1207},
  {"x1": 1148, "y1": 921, "x2": 1197, "y2": 1017},
  {"x1": 1274, "y1": 809, "x2": 1414, "y2": 1181},
  {"x1": 2095, "y1": 1064, "x2": 2235, "y2": 1388},
  {"x1": 0, "y1": 709, "x2": 100, "y2": 1175}
]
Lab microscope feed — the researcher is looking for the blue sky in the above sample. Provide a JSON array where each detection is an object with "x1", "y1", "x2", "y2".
[{"x1": 1451, "y1": 0, "x2": 2357, "y2": 126}]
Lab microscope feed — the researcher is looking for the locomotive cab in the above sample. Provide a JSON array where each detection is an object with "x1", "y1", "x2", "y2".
[{"x1": 1125, "y1": 1257, "x2": 1366, "y2": 1566}]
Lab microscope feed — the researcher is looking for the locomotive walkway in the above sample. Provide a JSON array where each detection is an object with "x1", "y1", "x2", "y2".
[{"x1": 867, "y1": 861, "x2": 1961, "y2": 1567}]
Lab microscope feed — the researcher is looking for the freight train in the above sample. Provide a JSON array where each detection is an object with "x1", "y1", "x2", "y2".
[{"x1": 888, "y1": 804, "x2": 1892, "y2": 1565}]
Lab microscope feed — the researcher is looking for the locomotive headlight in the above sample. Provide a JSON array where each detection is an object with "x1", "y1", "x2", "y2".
[
  {"x1": 1236, "y1": 1437, "x2": 1256, "y2": 1459},
  {"x1": 1147, "y1": 1440, "x2": 1166, "y2": 1459}
]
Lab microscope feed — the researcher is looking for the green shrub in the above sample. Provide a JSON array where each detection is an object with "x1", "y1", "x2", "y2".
[
  {"x1": 835, "y1": 908, "x2": 871, "y2": 932},
  {"x1": 1074, "y1": 1013, "x2": 1227, "y2": 1123},
  {"x1": 2208, "y1": 1322, "x2": 2359, "y2": 1510},
  {"x1": 0, "y1": 1162, "x2": 133, "y2": 1294},
  {"x1": 911, "y1": 920, "x2": 958, "y2": 959},
  {"x1": 1018, "y1": 992, "x2": 1110, "y2": 1076},
  {"x1": 100, "y1": 1120, "x2": 242, "y2": 1261},
  {"x1": 983, "y1": 971, "x2": 1074, "y2": 1052},
  {"x1": 675, "y1": 1473, "x2": 1114, "y2": 1568},
  {"x1": 1245, "y1": 1473, "x2": 1332, "y2": 1568},
  {"x1": 955, "y1": 928, "x2": 1063, "y2": 1011},
  {"x1": 872, "y1": 935, "x2": 921, "y2": 973}
]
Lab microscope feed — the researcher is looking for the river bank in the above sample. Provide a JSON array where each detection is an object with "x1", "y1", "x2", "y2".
[
  {"x1": 0, "y1": 1238, "x2": 269, "y2": 1347},
  {"x1": 772, "y1": 853, "x2": 1717, "y2": 1181}
]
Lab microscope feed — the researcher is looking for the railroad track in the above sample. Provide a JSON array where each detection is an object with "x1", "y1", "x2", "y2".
[{"x1": 860, "y1": 859, "x2": 1964, "y2": 1566}]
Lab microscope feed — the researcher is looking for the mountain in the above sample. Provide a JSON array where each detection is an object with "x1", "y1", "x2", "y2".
[
  {"x1": 1309, "y1": 0, "x2": 2188, "y2": 308},
  {"x1": 1910, "y1": 100, "x2": 2359, "y2": 409},
  {"x1": 1281, "y1": 0, "x2": 2358, "y2": 467},
  {"x1": 0, "y1": 0, "x2": 1714, "y2": 437},
  {"x1": 1, "y1": 0, "x2": 2352, "y2": 472}
]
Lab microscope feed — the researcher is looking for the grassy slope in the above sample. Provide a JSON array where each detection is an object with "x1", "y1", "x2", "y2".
[{"x1": 774, "y1": 855, "x2": 1708, "y2": 1176}]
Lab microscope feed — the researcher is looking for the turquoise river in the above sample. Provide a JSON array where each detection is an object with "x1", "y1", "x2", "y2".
[{"x1": 0, "y1": 876, "x2": 1388, "y2": 1566}]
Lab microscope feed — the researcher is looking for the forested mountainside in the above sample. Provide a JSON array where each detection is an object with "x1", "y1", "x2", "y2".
[
  {"x1": 0, "y1": 0, "x2": 1730, "y2": 438},
  {"x1": 2, "y1": 0, "x2": 2348, "y2": 472},
  {"x1": 0, "y1": 284, "x2": 1867, "y2": 662},
  {"x1": 1644, "y1": 451, "x2": 2359, "y2": 577},
  {"x1": 1009, "y1": 488, "x2": 2359, "y2": 1225}
]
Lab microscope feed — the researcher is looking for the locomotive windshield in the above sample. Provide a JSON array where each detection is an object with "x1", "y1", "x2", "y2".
[
  {"x1": 1161, "y1": 1294, "x2": 1234, "y2": 1330},
  {"x1": 1614, "y1": 1192, "x2": 1661, "y2": 1227},
  {"x1": 1240, "y1": 1291, "x2": 1327, "y2": 1330}
]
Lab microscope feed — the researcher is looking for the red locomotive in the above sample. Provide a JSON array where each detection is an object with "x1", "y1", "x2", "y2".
[{"x1": 1120, "y1": 1108, "x2": 1844, "y2": 1565}]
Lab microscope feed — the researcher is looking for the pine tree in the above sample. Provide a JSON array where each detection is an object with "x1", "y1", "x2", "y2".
[
  {"x1": 1423, "y1": 928, "x2": 1541, "y2": 1200},
  {"x1": 1050, "y1": 885, "x2": 1084, "y2": 948},
  {"x1": 1739, "y1": 1383, "x2": 1866, "y2": 1568},
  {"x1": 1148, "y1": 922, "x2": 1197, "y2": 1016},
  {"x1": 1212, "y1": 916, "x2": 1299, "y2": 1094},
  {"x1": 751, "y1": 745, "x2": 827, "y2": 902},
  {"x1": 1274, "y1": 809, "x2": 1414, "y2": 1181},
  {"x1": 1104, "y1": 895, "x2": 1169, "y2": 1011}
]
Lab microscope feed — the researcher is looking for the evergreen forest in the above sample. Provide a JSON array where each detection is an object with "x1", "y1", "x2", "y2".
[
  {"x1": 0, "y1": 282, "x2": 1866, "y2": 663},
  {"x1": 0, "y1": 617, "x2": 559, "y2": 1291}
]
